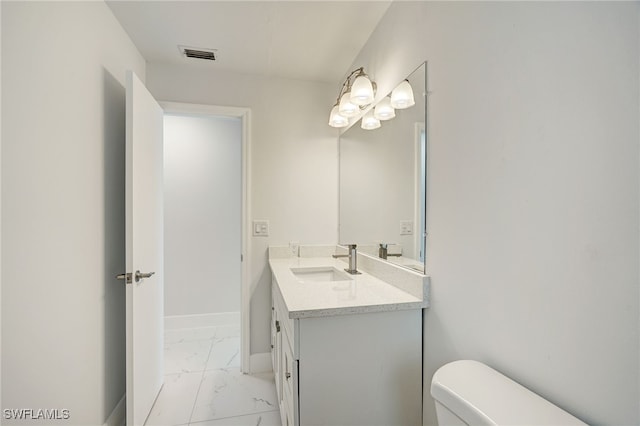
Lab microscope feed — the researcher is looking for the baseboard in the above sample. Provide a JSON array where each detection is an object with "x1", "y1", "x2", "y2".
[
  {"x1": 250, "y1": 352, "x2": 272, "y2": 374},
  {"x1": 165, "y1": 311, "x2": 240, "y2": 329},
  {"x1": 103, "y1": 394, "x2": 125, "y2": 426}
]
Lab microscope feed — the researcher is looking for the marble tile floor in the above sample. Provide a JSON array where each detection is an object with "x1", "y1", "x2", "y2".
[{"x1": 145, "y1": 324, "x2": 281, "y2": 426}]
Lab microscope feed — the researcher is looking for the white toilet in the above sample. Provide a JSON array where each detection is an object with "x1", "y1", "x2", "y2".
[{"x1": 430, "y1": 360, "x2": 587, "y2": 425}]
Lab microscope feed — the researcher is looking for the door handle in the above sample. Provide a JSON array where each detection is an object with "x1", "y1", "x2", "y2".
[
  {"x1": 135, "y1": 270, "x2": 155, "y2": 282},
  {"x1": 116, "y1": 270, "x2": 155, "y2": 284}
]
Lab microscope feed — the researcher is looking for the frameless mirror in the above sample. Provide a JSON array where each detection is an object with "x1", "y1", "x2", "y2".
[{"x1": 339, "y1": 62, "x2": 427, "y2": 273}]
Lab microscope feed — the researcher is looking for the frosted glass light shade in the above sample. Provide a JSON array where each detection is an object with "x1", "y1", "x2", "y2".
[
  {"x1": 328, "y1": 105, "x2": 348, "y2": 128},
  {"x1": 390, "y1": 80, "x2": 415, "y2": 109},
  {"x1": 338, "y1": 93, "x2": 359, "y2": 118},
  {"x1": 374, "y1": 96, "x2": 396, "y2": 121},
  {"x1": 350, "y1": 75, "x2": 375, "y2": 106},
  {"x1": 361, "y1": 110, "x2": 381, "y2": 130}
]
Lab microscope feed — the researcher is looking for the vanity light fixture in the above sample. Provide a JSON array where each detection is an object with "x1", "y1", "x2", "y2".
[
  {"x1": 350, "y1": 70, "x2": 375, "y2": 106},
  {"x1": 329, "y1": 68, "x2": 416, "y2": 130},
  {"x1": 373, "y1": 96, "x2": 396, "y2": 121},
  {"x1": 328, "y1": 67, "x2": 376, "y2": 128},
  {"x1": 361, "y1": 110, "x2": 381, "y2": 130},
  {"x1": 338, "y1": 93, "x2": 359, "y2": 118},
  {"x1": 390, "y1": 79, "x2": 415, "y2": 109},
  {"x1": 328, "y1": 105, "x2": 350, "y2": 128}
]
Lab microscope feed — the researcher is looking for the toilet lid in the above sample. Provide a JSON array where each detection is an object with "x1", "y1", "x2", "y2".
[{"x1": 430, "y1": 360, "x2": 587, "y2": 425}]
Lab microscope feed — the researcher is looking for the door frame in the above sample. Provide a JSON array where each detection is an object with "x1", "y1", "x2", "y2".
[{"x1": 160, "y1": 101, "x2": 251, "y2": 373}]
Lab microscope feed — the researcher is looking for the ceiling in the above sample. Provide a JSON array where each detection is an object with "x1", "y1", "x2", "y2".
[{"x1": 106, "y1": 1, "x2": 392, "y2": 84}]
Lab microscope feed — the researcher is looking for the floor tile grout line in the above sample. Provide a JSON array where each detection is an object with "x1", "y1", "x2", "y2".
[
  {"x1": 187, "y1": 327, "x2": 219, "y2": 425},
  {"x1": 149, "y1": 330, "x2": 215, "y2": 425},
  {"x1": 187, "y1": 409, "x2": 280, "y2": 426},
  {"x1": 163, "y1": 337, "x2": 217, "y2": 376},
  {"x1": 159, "y1": 325, "x2": 261, "y2": 426}
]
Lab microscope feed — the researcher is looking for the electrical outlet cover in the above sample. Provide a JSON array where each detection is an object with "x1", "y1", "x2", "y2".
[{"x1": 400, "y1": 220, "x2": 413, "y2": 235}]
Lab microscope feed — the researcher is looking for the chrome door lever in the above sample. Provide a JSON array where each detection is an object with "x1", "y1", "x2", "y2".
[
  {"x1": 116, "y1": 270, "x2": 155, "y2": 284},
  {"x1": 135, "y1": 270, "x2": 155, "y2": 282}
]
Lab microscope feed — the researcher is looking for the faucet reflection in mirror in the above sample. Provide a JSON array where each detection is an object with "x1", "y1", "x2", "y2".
[{"x1": 328, "y1": 68, "x2": 416, "y2": 130}]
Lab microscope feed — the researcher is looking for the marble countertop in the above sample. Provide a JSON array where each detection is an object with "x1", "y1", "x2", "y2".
[{"x1": 269, "y1": 256, "x2": 428, "y2": 319}]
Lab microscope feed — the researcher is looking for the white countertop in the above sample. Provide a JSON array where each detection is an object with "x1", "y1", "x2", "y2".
[{"x1": 269, "y1": 256, "x2": 427, "y2": 319}]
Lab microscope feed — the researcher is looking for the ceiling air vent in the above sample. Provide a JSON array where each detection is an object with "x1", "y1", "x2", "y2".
[{"x1": 178, "y1": 45, "x2": 217, "y2": 61}]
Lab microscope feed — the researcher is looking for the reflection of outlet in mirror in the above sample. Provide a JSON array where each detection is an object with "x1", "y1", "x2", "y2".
[
  {"x1": 400, "y1": 220, "x2": 413, "y2": 235},
  {"x1": 253, "y1": 220, "x2": 269, "y2": 236}
]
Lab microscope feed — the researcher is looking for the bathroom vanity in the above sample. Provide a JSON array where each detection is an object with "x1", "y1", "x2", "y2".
[{"x1": 269, "y1": 246, "x2": 429, "y2": 426}]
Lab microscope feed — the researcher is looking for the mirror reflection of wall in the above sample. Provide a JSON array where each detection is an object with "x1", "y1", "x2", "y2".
[{"x1": 339, "y1": 62, "x2": 426, "y2": 273}]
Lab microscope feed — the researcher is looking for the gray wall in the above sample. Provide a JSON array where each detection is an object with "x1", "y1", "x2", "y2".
[
  {"x1": 164, "y1": 114, "x2": 242, "y2": 317},
  {"x1": 343, "y1": 2, "x2": 639, "y2": 424},
  {"x1": 1, "y1": 2, "x2": 145, "y2": 424}
]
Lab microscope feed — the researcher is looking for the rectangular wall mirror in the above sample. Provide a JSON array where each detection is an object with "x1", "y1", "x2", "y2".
[{"x1": 339, "y1": 61, "x2": 427, "y2": 273}]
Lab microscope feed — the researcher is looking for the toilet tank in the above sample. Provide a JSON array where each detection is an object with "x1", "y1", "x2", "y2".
[{"x1": 430, "y1": 360, "x2": 587, "y2": 425}]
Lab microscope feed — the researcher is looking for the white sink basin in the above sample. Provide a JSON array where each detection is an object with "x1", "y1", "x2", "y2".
[{"x1": 290, "y1": 266, "x2": 353, "y2": 282}]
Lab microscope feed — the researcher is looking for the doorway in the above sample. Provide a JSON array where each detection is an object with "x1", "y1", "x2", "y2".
[{"x1": 160, "y1": 102, "x2": 251, "y2": 372}]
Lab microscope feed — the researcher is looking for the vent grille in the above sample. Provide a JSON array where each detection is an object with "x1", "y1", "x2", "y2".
[{"x1": 179, "y1": 45, "x2": 217, "y2": 61}]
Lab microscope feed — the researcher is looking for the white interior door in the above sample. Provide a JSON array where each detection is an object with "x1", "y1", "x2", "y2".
[{"x1": 125, "y1": 70, "x2": 164, "y2": 426}]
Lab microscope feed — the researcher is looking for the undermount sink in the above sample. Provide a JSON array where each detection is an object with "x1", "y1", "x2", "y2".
[{"x1": 290, "y1": 266, "x2": 353, "y2": 282}]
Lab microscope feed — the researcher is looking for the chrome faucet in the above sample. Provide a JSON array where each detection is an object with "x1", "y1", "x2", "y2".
[
  {"x1": 332, "y1": 244, "x2": 361, "y2": 275},
  {"x1": 379, "y1": 243, "x2": 402, "y2": 260}
]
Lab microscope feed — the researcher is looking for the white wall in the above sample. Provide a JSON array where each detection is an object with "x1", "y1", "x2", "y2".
[
  {"x1": 1, "y1": 2, "x2": 145, "y2": 424},
  {"x1": 146, "y1": 64, "x2": 338, "y2": 353},
  {"x1": 164, "y1": 114, "x2": 242, "y2": 317},
  {"x1": 344, "y1": 2, "x2": 639, "y2": 425}
]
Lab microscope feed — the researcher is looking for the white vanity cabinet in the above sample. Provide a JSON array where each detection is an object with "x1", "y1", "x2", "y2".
[
  {"x1": 271, "y1": 275, "x2": 423, "y2": 426},
  {"x1": 272, "y1": 281, "x2": 299, "y2": 426}
]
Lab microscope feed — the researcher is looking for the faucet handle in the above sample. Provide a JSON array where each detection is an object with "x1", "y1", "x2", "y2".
[{"x1": 347, "y1": 244, "x2": 357, "y2": 249}]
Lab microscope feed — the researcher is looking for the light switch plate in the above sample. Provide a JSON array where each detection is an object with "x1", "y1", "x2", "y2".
[
  {"x1": 253, "y1": 220, "x2": 269, "y2": 237},
  {"x1": 400, "y1": 220, "x2": 413, "y2": 235}
]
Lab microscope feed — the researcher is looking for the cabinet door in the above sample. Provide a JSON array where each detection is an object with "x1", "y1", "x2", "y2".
[
  {"x1": 282, "y1": 394, "x2": 294, "y2": 426},
  {"x1": 271, "y1": 296, "x2": 278, "y2": 374},
  {"x1": 282, "y1": 403, "x2": 294, "y2": 426},
  {"x1": 281, "y1": 331, "x2": 298, "y2": 426},
  {"x1": 298, "y1": 311, "x2": 422, "y2": 425},
  {"x1": 271, "y1": 305, "x2": 281, "y2": 399}
]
